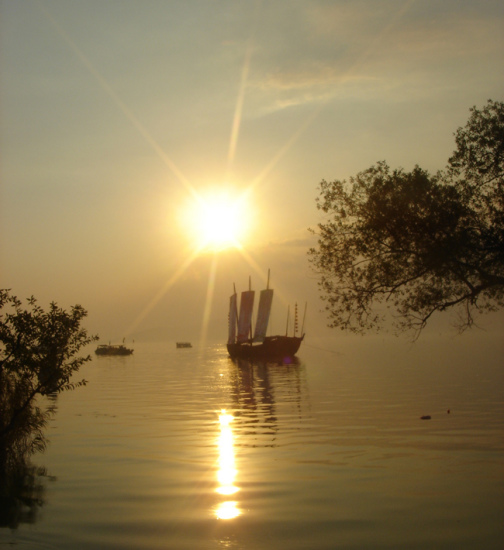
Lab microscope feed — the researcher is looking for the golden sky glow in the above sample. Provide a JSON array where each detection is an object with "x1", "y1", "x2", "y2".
[{"x1": 1, "y1": 1, "x2": 502, "y2": 340}]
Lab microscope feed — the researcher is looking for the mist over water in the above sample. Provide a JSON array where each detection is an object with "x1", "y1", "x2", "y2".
[{"x1": 1, "y1": 333, "x2": 503, "y2": 549}]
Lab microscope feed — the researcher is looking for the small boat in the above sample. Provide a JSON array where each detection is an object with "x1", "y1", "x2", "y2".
[
  {"x1": 95, "y1": 344, "x2": 134, "y2": 356},
  {"x1": 176, "y1": 342, "x2": 192, "y2": 348},
  {"x1": 227, "y1": 271, "x2": 305, "y2": 361}
]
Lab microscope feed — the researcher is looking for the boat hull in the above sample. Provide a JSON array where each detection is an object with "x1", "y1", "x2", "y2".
[
  {"x1": 227, "y1": 335, "x2": 304, "y2": 361},
  {"x1": 95, "y1": 345, "x2": 133, "y2": 356}
]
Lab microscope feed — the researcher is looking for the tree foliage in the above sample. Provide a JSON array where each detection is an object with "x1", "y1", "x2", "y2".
[
  {"x1": 309, "y1": 100, "x2": 504, "y2": 336},
  {"x1": 0, "y1": 290, "x2": 97, "y2": 470}
]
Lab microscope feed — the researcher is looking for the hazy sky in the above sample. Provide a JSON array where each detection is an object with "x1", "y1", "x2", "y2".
[{"x1": 1, "y1": 0, "x2": 503, "y2": 342}]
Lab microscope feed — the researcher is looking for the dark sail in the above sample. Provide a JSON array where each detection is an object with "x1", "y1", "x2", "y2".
[
  {"x1": 237, "y1": 290, "x2": 254, "y2": 343},
  {"x1": 253, "y1": 289, "x2": 273, "y2": 342}
]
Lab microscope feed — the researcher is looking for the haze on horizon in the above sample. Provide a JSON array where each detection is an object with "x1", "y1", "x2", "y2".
[{"x1": 1, "y1": 0, "x2": 503, "y2": 343}]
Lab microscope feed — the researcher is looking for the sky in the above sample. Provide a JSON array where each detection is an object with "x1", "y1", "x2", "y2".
[{"x1": 1, "y1": 0, "x2": 503, "y2": 344}]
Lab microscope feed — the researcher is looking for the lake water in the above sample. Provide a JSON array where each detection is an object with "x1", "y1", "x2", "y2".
[{"x1": 1, "y1": 332, "x2": 503, "y2": 549}]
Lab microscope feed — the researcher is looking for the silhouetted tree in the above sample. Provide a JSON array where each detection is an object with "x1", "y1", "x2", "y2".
[
  {"x1": 0, "y1": 290, "x2": 97, "y2": 479},
  {"x1": 309, "y1": 100, "x2": 504, "y2": 337}
]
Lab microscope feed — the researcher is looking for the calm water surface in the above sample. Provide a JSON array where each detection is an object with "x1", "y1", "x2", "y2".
[{"x1": 2, "y1": 333, "x2": 503, "y2": 549}]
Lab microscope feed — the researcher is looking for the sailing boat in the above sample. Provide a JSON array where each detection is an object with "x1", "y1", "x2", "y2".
[{"x1": 227, "y1": 271, "x2": 305, "y2": 361}]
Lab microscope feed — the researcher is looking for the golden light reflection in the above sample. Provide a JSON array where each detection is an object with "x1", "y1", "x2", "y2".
[
  {"x1": 215, "y1": 409, "x2": 241, "y2": 520},
  {"x1": 216, "y1": 501, "x2": 240, "y2": 520}
]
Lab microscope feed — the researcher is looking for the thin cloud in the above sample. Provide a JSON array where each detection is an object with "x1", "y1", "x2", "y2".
[{"x1": 246, "y1": 0, "x2": 502, "y2": 113}]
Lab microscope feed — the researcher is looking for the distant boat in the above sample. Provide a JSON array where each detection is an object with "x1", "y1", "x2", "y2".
[
  {"x1": 176, "y1": 342, "x2": 192, "y2": 348},
  {"x1": 95, "y1": 344, "x2": 134, "y2": 356},
  {"x1": 227, "y1": 271, "x2": 305, "y2": 361}
]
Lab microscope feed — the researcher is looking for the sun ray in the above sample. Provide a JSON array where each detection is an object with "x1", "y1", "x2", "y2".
[
  {"x1": 199, "y1": 254, "x2": 219, "y2": 348},
  {"x1": 226, "y1": 1, "x2": 263, "y2": 178},
  {"x1": 250, "y1": 112, "x2": 319, "y2": 191},
  {"x1": 38, "y1": 0, "x2": 415, "y2": 347},
  {"x1": 245, "y1": 0, "x2": 416, "y2": 193},
  {"x1": 227, "y1": 46, "x2": 252, "y2": 174},
  {"x1": 37, "y1": 1, "x2": 198, "y2": 201},
  {"x1": 123, "y1": 248, "x2": 203, "y2": 337}
]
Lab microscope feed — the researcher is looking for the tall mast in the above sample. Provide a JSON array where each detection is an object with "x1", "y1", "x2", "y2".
[{"x1": 249, "y1": 276, "x2": 253, "y2": 339}]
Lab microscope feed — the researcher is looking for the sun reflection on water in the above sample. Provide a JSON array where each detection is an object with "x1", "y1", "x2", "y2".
[{"x1": 215, "y1": 409, "x2": 241, "y2": 520}]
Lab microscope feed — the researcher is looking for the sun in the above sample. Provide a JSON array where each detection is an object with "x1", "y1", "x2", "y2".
[{"x1": 180, "y1": 189, "x2": 251, "y2": 252}]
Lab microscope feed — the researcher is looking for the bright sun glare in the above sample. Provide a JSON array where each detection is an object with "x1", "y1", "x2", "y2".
[{"x1": 182, "y1": 190, "x2": 250, "y2": 252}]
